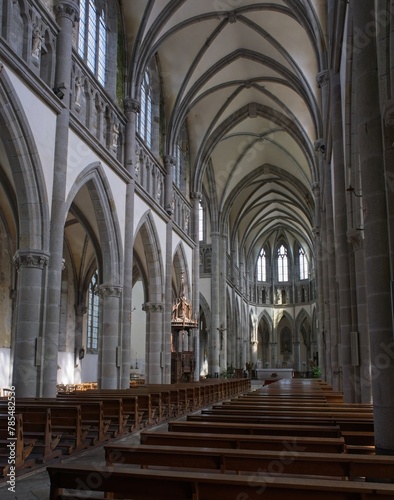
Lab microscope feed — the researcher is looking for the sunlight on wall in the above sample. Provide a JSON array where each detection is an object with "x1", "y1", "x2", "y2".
[{"x1": 0, "y1": 348, "x2": 11, "y2": 389}]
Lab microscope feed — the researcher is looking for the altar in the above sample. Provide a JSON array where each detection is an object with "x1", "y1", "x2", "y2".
[{"x1": 255, "y1": 368, "x2": 294, "y2": 383}]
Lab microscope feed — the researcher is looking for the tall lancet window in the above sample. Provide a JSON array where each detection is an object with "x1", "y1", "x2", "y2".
[
  {"x1": 138, "y1": 70, "x2": 152, "y2": 147},
  {"x1": 277, "y1": 245, "x2": 288, "y2": 282},
  {"x1": 87, "y1": 271, "x2": 99, "y2": 351},
  {"x1": 78, "y1": 0, "x2": 107, "y2": 86},
  {"x1": 257, "y1": 248, "x2": 266, "y2": 282},
  {"x1": 299, "y1": 247, "x2": 308, "y2": 280}
]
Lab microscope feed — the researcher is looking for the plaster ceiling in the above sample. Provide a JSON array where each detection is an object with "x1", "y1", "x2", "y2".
[{"x1": 123, "y1": 0, "x2": 327, "y2": 262}]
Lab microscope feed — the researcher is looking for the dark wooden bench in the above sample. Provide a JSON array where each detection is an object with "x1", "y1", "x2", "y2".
[
  {"x1": 7, "y1": 400, "x2": 91, "y2": 454},
  {"x1": 141, "y1": 430, "x2": 346, "y2": 453},
  {"x1": 170, "y1": 419, "x2": 342, "y2": 437},
  {"x1": 105, "y1": 443, "x2": 394, "y2": 481},
  {"x1": 47, "y1": 463, "x2": 394, "y2": 499},
  {"x1": 11, "y1": 407, "x2": 62, "y2": 462},
  {"x1": 0, "y1": 414, "x2": 35, "y2": 477},
  {"x1": 59, "y1": 395, "x2": 128, "y2": 437}
]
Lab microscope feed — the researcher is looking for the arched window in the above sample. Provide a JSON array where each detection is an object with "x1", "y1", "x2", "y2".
[
  {"x1": 277, "y1": 244, "x2": 288, "y2": 282},
  {"x1": 299, "y1": 247, "x2": 308, "y2": 280},
  {"x1": 199, "y1": 201, "x2": 205, "y2": 241},
  {"x1": 78, "y1": 0, "x2": 107, "y2": 86},
  {"x1": 257, "y1": 248, "x2": 266, "y2": 282},
  {"x1": 87, "y1": 271, "x2": 99, "y2": 351},
  {"x1": 138, "y1": 70, "x2": 152, "y2": 147},
  {"x1": 174, "y1": 142, "x2": 182, "y2": 188}
]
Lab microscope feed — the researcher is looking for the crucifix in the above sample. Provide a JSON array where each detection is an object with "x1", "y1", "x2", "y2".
[{"x1": 217, "y1": 325, "x2": 227, "y2": 350}]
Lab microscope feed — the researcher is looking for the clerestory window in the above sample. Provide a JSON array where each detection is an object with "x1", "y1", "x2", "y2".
[
  {"x1": 299, "y1": 247, "x2": 308, "y2": 280},
  {"x1": 78, "y1": 0, "x2": 107, "y2": 86},
  {"x1": 257, "y1": 248, "x2": 266, "y2": 282},
  {"x1": 277, "y1": 245, "x2": 288, "y2": 282},
  {"x1": 138, "y1": 70, "x2": 153, "y2": 147}
]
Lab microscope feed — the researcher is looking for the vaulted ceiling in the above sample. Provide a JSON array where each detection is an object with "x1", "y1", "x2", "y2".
[{"x1": 123, "y1": 0, "x2": 327, "y2": 265}]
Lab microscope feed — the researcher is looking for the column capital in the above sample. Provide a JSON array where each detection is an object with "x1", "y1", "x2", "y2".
[
  {"x1": 54, "y1": 0, "x2": 79, "y2": 24},
  {"x1": 124, "y1": 98, "x2": 140, "y2": 115},
  {"x1": 13, "y1": 250, "x2": 50, "y2": 271},
  {"x1": 190, "y1": 192, "x2": 202, "y2": 201},
  {"x1": 164, "y1": 155, "x2": 177, "y2": 170},
  {"x1": 142, "y1": 302, "x2": 164, "y2": 312},
  {"x1": 98, "y1": 284, "x2": 122, "y2": 298},
  {"x1": 312, "y1": 182, "x2": 320, "y2": 193},
  {"x1": 316, "y1": 70, "x2": 329, "y2": 88}
]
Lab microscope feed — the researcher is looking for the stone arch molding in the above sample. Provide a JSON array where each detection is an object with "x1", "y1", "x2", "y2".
[
  {"x1": 0, "y1": 65, "x2": 50, "y2": 251},
  {"x1": 133, "y1": 210, "x2": 164, "y2": 383},
  {"x1": 66, "y1": 162, "x2": 124, "y2": 285},
  {"x1": 134, "y1": 210, "x2": 164, "y2": 304}
]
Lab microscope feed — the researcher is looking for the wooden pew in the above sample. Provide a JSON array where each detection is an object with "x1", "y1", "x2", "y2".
[
  {"x1": 141, "y1": 430, "x2": 346, "y2": 453},
  {"x1": 12, "y1": 407, "x2": 62, "y2": 462},
  {"x1": 0, "y1": 414, "x2": 35, "y2": 477},
  {"x1": 47, "y1": 463, "x2": 394, "y2": 499},
  {"x1": 10, "y1": 398, "x2": 105, "y2": 454},
  {"x1": 105, "y1": 443, "x2": 394, "y2": 481},
  {"x1": 59, "y1": 395, "x2": 128, "y2": 437},
  {"x1": 169, "y1": 420, "x2": 343, "y2": 437}
]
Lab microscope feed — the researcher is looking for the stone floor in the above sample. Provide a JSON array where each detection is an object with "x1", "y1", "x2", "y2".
[
  {"x1": 0, "y1": 381, "x2": 262, "y2": 499},
  {"x1": 0, "y1": 421, "x2": 156, "y2": 500}
]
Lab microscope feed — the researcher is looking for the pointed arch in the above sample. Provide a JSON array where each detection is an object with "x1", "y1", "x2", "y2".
[
  {"x1": 134, "y1": 211, "x2": 164, "y2": 303},
  {"x1": 66, "y1": 162, "x2": 123, "y2": 285},
  {"x1": 0, "y1": 66, "x2": 50, "y2": 250}
]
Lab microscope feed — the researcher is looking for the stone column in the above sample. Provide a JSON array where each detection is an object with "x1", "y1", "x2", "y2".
[
  {"x1": 210, "y1": 231, "x2": 221, "y2": 376},
  {"x1": 191, "y1": 192, "x2": 201, "y2": 381},
  {"x1": 98, "y1": 284, "x2": 122, "y2": 389},
  {"x1": 12, "y1": 251, "x2": 49, "y2": 396},
  {"x1": 120, "y1": 98, "x2": 139, "y2": 388},
  {"x1": 350, "y1": 0, "x2": 394, "y2": 453},
  {"x1": 316, "y1": 69, "x2": 330, "y2": 383},
  {"x1": 330, "y1": 70, "x2": 354, "y2": 401},
  {"x1": 347, "y1": 231, "x2": 372, "y2": 403},
  {"x1": 143, "y1": 302, "x2": 164, "y2": 383},
  {"x1": 42, "y1": 0, "x2": 79, "y2": 398},
  {"x1": 219, "y1": 233, "x2": 227, "y2": 372},
  {"x1": 163, "y1": 156, "x2": 175, "y2": 383}
]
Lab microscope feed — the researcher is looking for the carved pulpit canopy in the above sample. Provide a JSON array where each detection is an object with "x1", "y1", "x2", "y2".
[{"x1": 171, "y1": 270, "x2": 197, "y2": 330}]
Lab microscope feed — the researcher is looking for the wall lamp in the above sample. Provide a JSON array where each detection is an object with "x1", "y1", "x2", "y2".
[{"x1": 346, "y1": 185, "x2": 362, "y2": 197}]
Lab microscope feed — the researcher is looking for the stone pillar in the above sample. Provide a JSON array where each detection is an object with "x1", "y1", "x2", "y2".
[
  {"x1": 98, "y1": 284, "x2": 122, "y2": 389},
  {"x1": 219, "y1": 233, "x2": 227, "y2": 372},
  {"x1": 164, "y1": 156, "x2": 175, "y2": 383},
  {"x1": 330, "y1": 70, "x2": 354, "y2": 401},
  {"x1": 42, "y1": 0, "x2": 79, "y2": 398},
  {"x1": 211, "y1": 231, "x2": 221, "y2": 376},
  {"x1": 316, "y1": 69, "x2": 330, "y2": 383},
  {"x1": 351, "y1": 0, "x2": 394, "y2": 453},
  {"x1": 191, "y1": 192, "x2": 201, "y2": 381},
  {"x1": 347, "y1": 231, "x2": 372, "y2": 403},
  {"x1": 12, "y1": 251, "x2": 49, "y2": 396},
  {"x1": 120, "y1": 98, "x2": 139, "y2": 388},
  {"x1": 143, "y1": 302, "x2": 164, "y2": 383}
]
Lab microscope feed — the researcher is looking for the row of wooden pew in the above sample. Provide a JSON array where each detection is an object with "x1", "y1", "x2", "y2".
[
  {"x1": 47, "y1": 378, "x2": 394, "y2": 499},
  {"x1": 0, "y1": 378, "x2": 249, "y2": 478}
]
